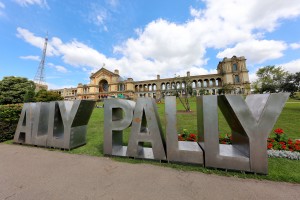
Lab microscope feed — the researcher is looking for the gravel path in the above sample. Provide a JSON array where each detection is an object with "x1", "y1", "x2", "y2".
[{"x1": 0, "y1": 144, "x2": 299, "y2": 200}]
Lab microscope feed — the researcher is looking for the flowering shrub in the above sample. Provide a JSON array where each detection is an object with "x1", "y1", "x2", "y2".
[
  {"x1": 219, "y1": 134, "x2": 232, "y2": 144},
  {"x1": 267, "y1": 128, "x2": 300, "y2": 152},
  {"x1": 178, "y1": 129, "x2": 197, "y2": 142},
  {"x1": 179, "y1": 128, "x2": 300, "y2": 153},
  {"x1": 186, "y1": 133, "x2": 197, "y2": 142},
  {"x1": 274, "y1": 128, "x2": 284, "y2": 135}
]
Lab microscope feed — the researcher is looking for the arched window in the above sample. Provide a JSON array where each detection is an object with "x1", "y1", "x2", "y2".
[
  {"x1": 99, "y1": 80, "x2": 109, "y2": 92},
  {"x1": 166, "y1": 83, "x2": 170, "y2": 90},
  {"x1": 233, "y1": 63, "x2": 238, "y2": 71},
  {"x1": 118, "y1": 84, "x2": 125, "y2": 91},
  {"x1": 153, "y1": 84, "x2": 157, "y2": 91},
  {"x1": 235, "y1": 75, "x2": 240, "y2": 83},
  {"x1": 171, "y1": 82, "x2": 175, "y2": 89},
  {"x1": 198, "y1": 80, "x2": 202, "y2": 87},
  {"x1": 203, "y1": 80, "x2": 208, "y2": 87}
]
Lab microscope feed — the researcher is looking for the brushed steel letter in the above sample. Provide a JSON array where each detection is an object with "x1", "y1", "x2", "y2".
[
  {"x1": 218, "y1": 93, "x2": 289, "y2": 174},
  {"x1": 166, "y1": 96, "x2": 203, "y2": 164},
  {"x1": 197, "y1": 96, "x2": 250, "y2": 171},
  {"x1": 127, "y1": 98, "x2": 166, "y2": 160},
  {"x1": 104, "y1": 99, "x2": 135, "y2": 156},
  {"x1": 13, "y1": 103, "x2": 35, "y2": 144},
  {"x1": 47, "y1": 100, "x2": 95, "y2": 149}
]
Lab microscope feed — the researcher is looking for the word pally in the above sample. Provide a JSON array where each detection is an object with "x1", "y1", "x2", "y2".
[{"x1": 104, "y1": 94, "x2": 289, "y2": 174}]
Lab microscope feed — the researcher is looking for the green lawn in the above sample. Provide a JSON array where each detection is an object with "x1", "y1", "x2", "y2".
[{"x1": 69, "y1": 97, "x2": 300, "y2": 183}]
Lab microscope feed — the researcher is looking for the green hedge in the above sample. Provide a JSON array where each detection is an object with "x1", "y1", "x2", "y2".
[{"x1": 0, "y1": 104, "x2": 23, "y2": 142}]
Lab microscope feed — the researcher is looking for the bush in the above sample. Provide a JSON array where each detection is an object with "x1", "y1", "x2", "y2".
[
  {"x1": 178, "y1": 129, "x2": 197, "y2": 142},
  {"x1": 0, "y1": 104, "x2": 23, "y2": 142},
  {"x1": 267, "y1": 128, "x2": 300, "y2": 152}
]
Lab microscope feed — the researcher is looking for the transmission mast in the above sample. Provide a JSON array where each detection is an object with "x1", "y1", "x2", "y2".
[{"x1": 34, "y1": 34, "x2": 48, "y2": 89}]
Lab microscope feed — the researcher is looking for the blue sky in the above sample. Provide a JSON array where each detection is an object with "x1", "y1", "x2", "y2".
[{"x1": 0, "y1": 0, "x2": 300, "y2": 89}]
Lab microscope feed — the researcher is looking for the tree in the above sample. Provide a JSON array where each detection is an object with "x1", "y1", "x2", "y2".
[
  {"x1": 280, "y1": 72, "x2": 300, "y2": 97},
  {"x1": 218, "y1": 83, "x2": 234, "y2": 95},
  {"x1": 199, "y1": 89, "x2": 206, "y2": 95},
  {"x1": 252, "y1": 66, "x2": 288, "y2": 94},
  {"x1": 0, "y1": 76, "x2": 35, "y2": 105},
  {"x1": 24, "y1": 88, "x2": 36, "y2": 102},
  {"x1": 174, "y1": 76, "x2": 192, "y2": 112},
  {"x1": 35, "y1": 89, "x2": 64, "y2": 102},
  {"x1": 293, "y1": 72, "x2": 300, "y2": 91}
]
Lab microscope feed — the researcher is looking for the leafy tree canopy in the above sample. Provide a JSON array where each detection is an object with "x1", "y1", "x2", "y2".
[
  {"x1": 218, "y1": 83, "x2": 234, "y2": 95},
  {"x1": 35, "y1": 89, "x2": 64, "y2": 102},
  {"x1": 0, "y1": 76, "x2": 35, "y2": 105},
  {"x1": 280, "y1": 72, "x2": 300, "y2": 97},
  {"x1": 252, "y1": 66, "x2": 300, "y2": 97},
  {"x1": 252, "y1": 66, "x2": 288, "y2": 94}
]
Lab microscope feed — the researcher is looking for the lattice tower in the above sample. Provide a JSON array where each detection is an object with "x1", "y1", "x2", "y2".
[{"x1": 34, "y1": 35, "x2": 48, "y2": 85}]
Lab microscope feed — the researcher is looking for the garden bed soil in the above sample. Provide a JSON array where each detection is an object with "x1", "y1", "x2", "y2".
[{"x1": 177, "y1": 110, "x2": 194, "y2": 114}]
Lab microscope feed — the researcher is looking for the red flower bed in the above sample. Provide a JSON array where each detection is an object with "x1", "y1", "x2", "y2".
[
  {"x1": 267, "y1": 128, "x2": 300, "y2": 152},
  {"x1": 178, "y1": 128, "x2": 300, "y2": 153},
  {"x1": 274, "y1": 128, "x2": 284, "y2": 135},
  {"x1": 178, "y1": 129, "x2": 197, "y2": 142}
]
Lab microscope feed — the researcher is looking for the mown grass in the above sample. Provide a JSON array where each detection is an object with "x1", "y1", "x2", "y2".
[{"x1": 68, "y1": 97, "x2": 300, "y2": 183}]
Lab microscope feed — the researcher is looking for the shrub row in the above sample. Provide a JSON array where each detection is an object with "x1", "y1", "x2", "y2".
[{"x1": 0, "y1": 104, "x2": 22, "y2": 142}]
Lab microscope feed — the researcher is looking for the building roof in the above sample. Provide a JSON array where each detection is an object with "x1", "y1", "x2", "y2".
[{"x1": 89, "y1": 67, "x2": 119, "y2": 78}]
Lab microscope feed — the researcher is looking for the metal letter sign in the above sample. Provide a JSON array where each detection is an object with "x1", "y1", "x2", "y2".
[
  {"x1": 127, "y1": 98, "x2": 166, "y2": 160},
  {"x1": 166, "y1": 96, "x2": 203, "y2": 164},
  {"x1": 197, "y1": 96, "x2": 250, "y2": 171},
  {"x1": 104, "y1": 98, "x2": 166, "y2": 160},
  {"x1": 14, "y1": 100, "x2": 95, "y2": 150},
  {"x1": 198, "y1": 94, "x2": 289, "y2": 174},
  {"x1": 13, "y1": 94, "x2": 289, "y2": 174},
  {"x1": 104, "y1": 94, "x2": 288, "y2": 174},
  {"x1": 103, "y1": 99, "x2": 135, "y2": 156},
  {"x1": 218, "y1": 94, "x2": 289, "y2": 174}
]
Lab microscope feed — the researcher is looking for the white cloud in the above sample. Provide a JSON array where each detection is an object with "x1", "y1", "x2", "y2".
[
  {"x1": 55, "y1": 39, "x2": 108, "y2": 68},
  {"x1": 20, "y1": 55, "x2": 40, "y2": 61},
  {"x1": 88, "y1": 4, "x2": 109, "y2": 31},
  {"x1": 55, "y1": 65, "x2": 68, "y2": 73},
  {"x1": 290, "y1": 42, "x2": 300, "y2": 49},
  {"x1": 95, "y1": 11, "x2": 108, "y2": 32},
  {"x1": 249, "y1": 71, "x2": 258, "y2": 83},
  {"x1": 47, "y1": 63, "x2": 68, "y2": 73},
  {"x1": 17, "y1": 28, "x2": 109, "y2": 69},
  {"x1": 47, "y1": 83, "x2": 76, "y2": 90},
  {"x1": 217, "y1": 40, "x2": 287, "y2": 64},
  {"x1": 13, "y1": 0, "x2": 48, "y2": 8},
  {"x1": 106, "y1": 0, "x2": 118, "y2": 8},
  {"x1": 0, "y1": 1, "x2": 5, "y2": 17},
  {"x1": 0, "y1": 2, "x2": 5, "y2": 9},
  {"x1": 198, "y1": 0, "x2": 300, "y2": 32},
  {"x1": 16, "y1": 0, "x2": 300, "y2": 84},
  {"x1": 82, "y1": 67, "x2": 88, "y2": 72},
  {"x1": 16, "y1": 28, "x2": 59, "y2": 56},
  {"x1": 280, "y1": 59, "x2": 300, "y2": 73},
  {"x1": 190, "y1": 7, "x2": 201, "y2": 18},
  {"x1": 96, "y1": 11, "x2": 107, "y2": 25}
]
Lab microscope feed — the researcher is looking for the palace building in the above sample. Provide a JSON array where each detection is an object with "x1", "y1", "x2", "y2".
[{"x1": 51, "y1": 56, "x2": 250, "y2": 100}]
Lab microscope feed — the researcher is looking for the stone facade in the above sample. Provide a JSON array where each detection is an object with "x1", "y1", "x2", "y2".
[{"x1": 51, "y1": 56, "x2": 250, "y2": 100}]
